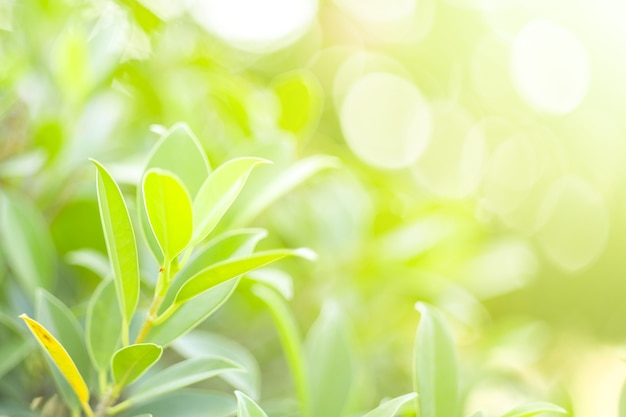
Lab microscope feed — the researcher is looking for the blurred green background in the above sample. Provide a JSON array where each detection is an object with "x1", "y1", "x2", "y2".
[{"x1": 2, "y1": 0, "x2": 626, "y2": 416}]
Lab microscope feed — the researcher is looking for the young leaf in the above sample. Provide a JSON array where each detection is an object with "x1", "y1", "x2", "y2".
[
  {"x1": 235, "y1": 391, "x2": 269, "y2": 417},
  {"x1": 86, "y1": 279, "x2": 122, "y2": 372},
  {"x1": 500, "y1": 402, "x2": 567, "y2": 417},
  {"x1": 191, "y1": 157, "x2": 270, "y2": 246},
  {"x1": 35, "y1": 289, "x2": 91, "y2": 382},
  {"x1": 306, "y1": 302, "x2": 354, "y2": 417},
  {"x1": 142, "y1": 169, "x2": 193, "y2": 262},
  {"x1": 147, "y1": 279, "x2": 240, "y2": 346},
  {"x1": 92, "y1": 160, "x2": 140, "y2": 327},
  {"x1": 174, "y1": 248, "x2": 315, "y2": 305},
  {"x1": 0, "y1": 191, "x2": 56, "y2": 295},
  {"x1": 112, "y1": 343, "x2": 162, "y2": 388},
  {"x1": 414, "y1": 302, "x2": 459, "y2": 417},
  {"x1": 19, "y1": 314, "x2": 90, "y2": 403},
  {"x1": 138, "y1": 124, "x2": 210, "y2": 260},
  {"x1": 126, "y1": 357, "x2": 242, "y2": 406},
  {"x1": 161, "y1": 228, "x2": 268, "y2": 310},
  {"x1": 362, "y1": 393, "x2": 418, "y2": 417},
  {"x1": 230, "y1": 155, "x2": 340, "y2": 227}
]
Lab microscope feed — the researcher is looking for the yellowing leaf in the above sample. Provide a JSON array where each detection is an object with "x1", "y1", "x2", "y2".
[{"x1": 19, "y1": 314, "x2": 89, "y2": 403}]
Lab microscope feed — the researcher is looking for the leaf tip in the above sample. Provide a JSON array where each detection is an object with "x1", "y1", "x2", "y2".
[{"x1": 294, "y1": 247, "x2": 317, "y2": 261}]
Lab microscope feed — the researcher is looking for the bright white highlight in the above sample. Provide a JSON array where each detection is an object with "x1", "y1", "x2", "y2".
[
  {"x1": 340, "y1": 72, "x2": 431, "y2": 170},
  {"x1": 335, "y1": 0, "x2": 417, "y2": 24},
  {"x1": 189, "y1": 0, "x2": 317, "y2": 52},
  {"x1": 511, "y1": 19, "x2": 590, "y2": 114}
]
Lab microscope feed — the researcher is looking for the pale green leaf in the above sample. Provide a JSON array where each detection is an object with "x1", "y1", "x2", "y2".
[
  {"x1": 86, "y1": 279, "x2": 122, "y2": 372},
  {"x1": 172, "y1": 331, "x2": 261, "y2": 399},
  {"x1": 174, "y1": 248, "x2": 315, "y2": 305},
  {"x1": 142, "y1": 169, "x2": 193, "y2": 262},
  {"x1": 112, "y1": 343, "x2": 162, "y2": 388},
  {"x1": 118, "y1": 390, "x2": 235, "y2": 417},
  {"x1": 363, "y1": 393, "x2": 418, "y2": 417},
  {"x1": 469, "y1": 412, "x2": 485, "y2": 417},
  {"x1": 92, "y1": 160, "x2": 140, "y2": 324},
  {"x1": 236, "y1": 391, "x2": 268, "y2": 417},
  {"x1": 191, "y1": 157, "x2": 269, "y2": 246},
  {"x1": 146, "y1": 279, "x2": 239, "y2": 347},
  {"x1": 0, "y1": 313, "x2": 34, "y2": 379},
  {"x1": 306, "y1": 302, "x2": 354, "y2": 417},
  {"x1": 414, "y1": 302, "x2": 459, "y2": 417},
  {"x1": 500, "y1": 402, "x2": 567, "y2": 417},
  {"x1": 127, "y1": 357, "x2": 242, "y2": 405},
  {"x1": 65, "y1": 249, "x2": 110, "y2": 279},
  {"x1": 0, "y1": 191, "x2": 56, "y2": 295},
  {"x1": 621, "y1": 378, "x2": 626, "y2": 417},
  {"x1": 138, "y1": 124, "x2": 210, "y2": 260},
  {"x1": 230, "y1": 155, "x2": 340, "y2": 227}
]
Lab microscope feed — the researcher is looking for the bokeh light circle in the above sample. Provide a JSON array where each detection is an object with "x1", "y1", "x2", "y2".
[
  {"x1": 510, "y1": 19, "x2": 590, "y2": 115},
  {"x1": 340, "y1": 72, "x2": 431, "y2": 170},
  {"x1": 189, "y1": 0, "x2": 318, "y2": 53}
]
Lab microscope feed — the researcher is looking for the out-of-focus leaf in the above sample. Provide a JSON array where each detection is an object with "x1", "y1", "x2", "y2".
[
  {"x1": 191, "y1": 157, "x2": 269, "y2": 246},
  {"x1": 118, "y1": 390, "x2": 236, "y2": 417},
  {"x1": 142, "y1": 169, "x2": 192, "y2": 262},
  {"x1": 414, "y1": 302, "x2": 459, "y2": 417},
  {"x1": 500, "y1": 402, "x2": 567, "y2": 417},
  {"x1": 92, "y1": 160, "x2": 140, "y2": 327},
  {"x1": 174, "y1": 248, "x2": 315, "y2": 305},
  {"x1": 161, "y1": 228, "x2": 267, "y2": 310},
  {"x1": 146, "y1": 279, "x2": 239, "y2": 346},
  {"x1": 272, "y1": 70, "x2": 324, "y2": 138},
  {"x1": 245, "y1": 268, "x2": 294, "y2": 300},
  {"x1": 112, "y1": 343, "x2": 162, "y2": 388},
  {"x1": 172, "y1": 331, "x2": 261, "y2": 399},
  {"x1": 469, "y1": 412, "x2": 485, "y2": 417},
  {"x1": 0, "y1": 191, "x2": 56, "y2": 295},
  {"x1": 126, "y1": 357, "x2": 242, "y2": 406},
  {"x1": 306, "y1": 302, "x2": 354, "y2": 417},
  {"x1": 236, "y1": 391, "x2": 268, "y2": 417},
  {"x1": 0, "y1": 313, "x2": 34, "y2": 379},
  {"x1": 86, "y1": 279, "x2": 122, "y2": 372},
  {"x1": 230, "y1": 155, "x2": 340, "y2": 227},
  {"x1": 620, "y1": 378, "x2": 626, "y2": 417},
  {"x1": 138, "y1": 124, "x2": 210, "y2": 260},
  {"x1": 35, "y1": 290, "x2": 91, "y2": 382},
  {"x1": 117, "y1": 0, "x2": 162, "y2": 34},
  {"x1": 65, "y1": 249, "x2": 111, "y2": 279},
  {"x1": 362, "y1": 393, "x2": 418, "y2": 417},
  {"x1": 19, "y1": 314, "x2": 90, "y2": 404}
]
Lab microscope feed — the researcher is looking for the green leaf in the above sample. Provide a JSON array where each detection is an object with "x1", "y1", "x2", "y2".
[
  {"x1": 127, "y1": 357, "x2": 242, "y2": 406},
  {"x1": 65, "y1": 249, "x2": 111, "y2": 279},
  {"x1": 0, "y1": 191, "x2": 56, "y2": 295},
  {"x1": 35, "y1": 290, "x2": 91, "y2": 382},
  {"x1": 414, "y1": 302, "x2": 459, "y2": 417},
  {"x1": 161, "y1": 228, "x2": 268, "y2": 311},
  {"x1": 621, "y1": 378, "x2": 626, "y2": 417},
  {"x1": 236, "y1": 391, "x2": 268, "y2": 417},
  {"x1": 468, "y1": 412, "x2": 485, "y2": 417},
  {"x1": 230, "y1": 155, "x2": 339, "y2": 227},
  {"x1": 500, "y1": 402, "x2": 567, "y2": 417},
  {"x1": 172, "y1": 331, "x2": 261, "y2": 399},
  {"x1": 272, "y1": 70, "x2": 324, "y2": 138},
  {"x1": 118, "y1": 390, "x2": 235, "y2": 417},
  {"x1": 0, "y1": 313, "x2": 34, "y2": 379},
  {"x1": 142, "y1": 169, "x2": 193, "y2": 262},
  {"x1": 92, "y1": 160, "x2": 140, "y2": 326},
  {"x1": 191, "y1": 157, "x2": 269, "y2": 246},
  {"x1": 306, "y1": 302, "x2": 354, "y2": 417},
  {"x1": 86, "y1": 279, "x2": 122, "y2": 372},
  {"x1": 131, "y1": 415, "x2": 153, "y2": 417},
  {"x1": 112, "y1": 343, "x2": 162, "y2": 388},
  {"x1": 138, "y1": 124, "x2": 210, "y2": 260},
  {"x1": 174, "y1": 248, "x2": 315, "y2": 305},
  {"x1": 146, "y1": 279, "x2": 240, "y2": 347},
  {"x1": 363, "y1": 393, "x2": 418, "y2": 417}
]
